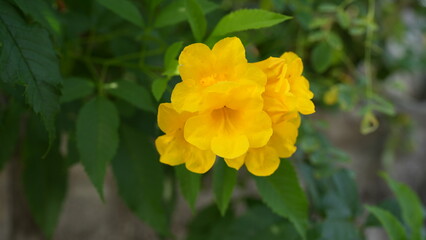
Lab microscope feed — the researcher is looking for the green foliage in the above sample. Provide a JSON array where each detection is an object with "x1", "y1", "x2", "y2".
[
  {"x1": 213, "y1": 159, "x2": 237, "y2": 216},
  {"x1": 0, "y1": 0, "x2": 61, "y2": 145},
  {"x1": 106, "y1": 80, "x2": 156, "y2": 113},
  {"x1": 0, "y1": 100, "x2": 20, "y2": 170},
  {"x1": 366, "y1": 206, "x2": 407, "y2": 240},
  {"x1": 185, "y1": 0, "x2": 207, "y2": 42},
  {"x1": 61, "y1": 77, "x2": 95, "y2": 103},
  {"x1": 96, "y1": 0, "x2": 144, "y2": 28},
  {"x1": 76, "y1": 97, "x2": 119, "y2": 199},
  {"x1": 255, "y1": 159, "x2": 309, "y2": 239},
  {"x1": 175, "y1": 165, "x2": 201, "y2": 210}
]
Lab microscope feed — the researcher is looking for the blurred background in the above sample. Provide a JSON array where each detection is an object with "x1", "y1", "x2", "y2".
[{"x1": 0, "y1": 0, "x2": 425, "y2": 239}]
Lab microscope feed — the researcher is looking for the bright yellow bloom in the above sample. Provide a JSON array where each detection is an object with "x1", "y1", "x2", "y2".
[
  {"x1": 171, "y1": 37, "x2": 266, "y2": 113},
  {"x1": 155, "y1": 103, "x2": 216, "y2": 173}
]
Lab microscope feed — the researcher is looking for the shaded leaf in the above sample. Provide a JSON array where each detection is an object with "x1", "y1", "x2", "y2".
[
  {"x1": 185, "y1": 0, "x2": 207, "y2": 42},
  {"x1": 163, "y1": 41, "x2": 183, "y2": 77},
  {"x1": 175, "y1": 165, "x2": 201, "y2": 210},
  {"x1": 213, "y1": 159, "x2": 237, "y2": 215},
  {"x1": 61, "y1": 77, "x2": 95, "y2": 103},
  {"x1": 255, "y1": 159, "x2": 309, "y2": 239},
  {"x1": 96, "y1": 0, "x2": 144, "y2": 27},
  {"x1": 0, "y1": 101, "x2": 21, "y2": 170},
  {"x1": 106, "y1": 81, "x2": 156, "y2": 113},
  {"x1": 311, "y1": 41, "x2": 333, "y2": 73},
  {"x1": 0, "y1": 1, "x2": 62, "y2": 145},
  {"x1": 210, "y1": 9, "x2": 292, "y2": 37},
  {"x1": 112, "y1": 126, "x2": 168, "y2": 234},
  {"x1": 366, "y1": 205, "x2": 407, "y2": 240},
  {"x1": 76, "y1": 97, "x2": 119, "y2": 199},
  {"x1": 151, "y1": 78, "x2": 169, "y2": 101}
]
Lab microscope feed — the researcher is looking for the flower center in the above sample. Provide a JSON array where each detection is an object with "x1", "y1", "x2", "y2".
[{"x1": 200, "y1": 73, "x2": 227, "y2": 87}]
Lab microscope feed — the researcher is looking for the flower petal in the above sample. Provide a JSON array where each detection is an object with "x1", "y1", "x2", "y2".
[
  {"x1": 224, "y1": 154, "x2": 245, "y2": 170},
  {"x1": 211, "y1": 134, "x2": 249, "y2": 159},
  {"x1": 179, "y1": 43, "x2": 213, "y2": 85},
  {"x1": 157, "y1": 103, "x2": 181, "y2": 133},
  {"x1": 185, "y1": 146, "x2": 216, "y2": 174},
  {"x1": 184, "y1": 113, "x2": 217, "y2": 150},
  {"x1": 171, "y1": 82, "x2": 203, "y2": 112},
  {"x1": 212, "y1": 37, "x2": 246, "y2": 67},
  {"x1": 245, "y1": 146, "x2": 280, "y2": 176},
  {"x1": 243, "y1": 110, "x2": 273, "y2": 148},
  {"x1": 155, "y1": 134, "x2": 186, "y2": 166}
]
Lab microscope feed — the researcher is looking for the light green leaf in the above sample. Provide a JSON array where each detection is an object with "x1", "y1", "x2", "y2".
[
  {"x1": 0, "y1": 1, "x2": 62, "y2": 146},
  {"x1": 175, "y1": 165, "x2": 201, "y2": 210},
  {"x1": 61, "y1": 77, "x2": 95, "y2": 103},
  {"x1": 370, "y1": 94, "x2": 396, "y2": 116},
  {"x1": 185, "y1": 0, "x2": 207, "y2": 42},
  {"x1": 96, "y1": 0, "x2": 144, "y2": 28},
  {"x1": 255, "y1": 159, "x2": 309, "y2": 239},
  {"x1": 164, "y1": 41, "x2": 183, "y2": 77},
  {"x1": 106, "y1": 81, "x2": 156, "y2": 113},
  {"x1": 151, "y1": 78, "x2": 168, "y2": 101},
  {"x1": 366, "y1": 205, "x2": 407, "y2": 240},
  {"x1": 154, "y1": 0, "x2": 217, "y2": 28},
  {"x1": 337, "y1": 9, "x2": 351, "y2": 29},
  {"x1": 76, "y1": 97, "x2": 120, "y2": 199},
  {"x1": 311, "y1": 41, "x2": 333, "y2": 73},
  {"x1": 381, "y1": 173, "x2": 424, "y2": 240},
  {"x1": 210, "y1": 9, "x2": 292, "y2": 38},
  {"x1": 213, "y1": 159, "x2": 237, "y2": 216},
  {"x1": 10, "y1": 0, "x2": 61, "y2": 35},
  {"x1": 112, "y1": 126, "x2": 168, "y2": 234}
]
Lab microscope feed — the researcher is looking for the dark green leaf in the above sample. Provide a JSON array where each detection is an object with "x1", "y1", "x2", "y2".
[
  {"x1": 185, "y1": 0, "x2": 207, "y2": 42},
  {"x1": 96, "y1": 0, "x2": 144, "y2": 28},
  {"x1": 366, "y1": 205, "x2": 407, "y2": 240},
  {"x1": 213, "y1": 159, "x2": 237, "y2": 215},
  {"x1": 76, "y1": 97, "x2": 120, "y2": 199},
  {"x1": 154, "y1": 0, "x2": 218, "y2": 28},
  {"x1": 112, "y1": 126, "x2": 168, "y2": 234},
  {"x1": 255, "y1": 159, "x2": 309, "y2": 239},
  {"x1": 10, "y1": 0, "x2": 61, "y2": 35},
  {"x1": 106, "y1": 81, "x2": 156, "y2": 113},
  {"x1": 382, "y1": 173, "x2": 424, "y2": 240},
  {"x1": 210, "y1": 9, "x2": 292, "y2": 38},
  {"x1": 164, "y1": 41, "x2": 183, "y2": 77},
  {"x1": 0, "y1": 101, "x2": 21, "y2": 170},
  {"x1": 0, "y1": 1, "x2": 62, "y2": 145},
  {"x1": 319, "y1": 218, "x2": 361, "y2": 240},
  {"x1": 151, "y1": 78, "x2": 169, "y2": 101},
  {"x1": 311, "y1": 41, "x2": 333, "y2": 73},
  {"x1": 175, "y1": 165, "x2": 201, "y2": 210},
  {"x1": 61, "y1": 77, "x2": 95, "y2": 103}
]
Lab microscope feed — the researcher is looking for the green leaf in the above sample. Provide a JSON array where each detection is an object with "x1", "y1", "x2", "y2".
[
  {"x1": 0, "y1": 1, "x2": 62, "y2": 146},
  {"x1": 381, "y1": 173, "x2": 424, "y2": 240},
  {"x1": 151, "y1": 78, "x2": 169, "y2": 101},
  {"x1": 154, "y1": 0, "x2": 218, "y2": 28},
  {"x1": 255, "y1": 159, "x2": 309, "y2": 239},
  {"x1": 366, "y1": 205, "x2": 407, "y2": 240},
  {"x1": 106, "y1": 81, "x2": 156, "y2": 113},
  {"x1": 360, "y1": 110, "x2": 379, "y2": 135},
  {"x1": 337, "y1": 9, "x2": 351, "y2": 29},
  {"x1": 311, "y1": 41, "x2": 333, "y2": 73},
  {"x1": 210, "y1": 9, "x2": 292, "y2": 38},
  {"x1": 112, "y1": 126, "x2": 168, "y2": 234},
  {"x1": 370, "y1": 94, "x2": 396, "y2": 116},
  {"x1": 163, "y1": 41, "x2": 183, "y2": 77},
  {"x1": 0, "y1": 101, "x2": 21, "y2": 171},
  {"x1": 319, "y1": 218, "x2": 361, "y2": 240},
  {"x1": 61, "y1": 77, "x2": 95, "y2": 103},
  {"x1": 213, "y1": 159, "x2": 237, "y2": 215},
  {"x1": 96, "y1": 0, "x2": 144, "y2": 28},
  {"x1": 175, "y1": 165, "x2": 201, "y2": 210},
  {"x1": 10, "y1": 0, "x2": 61, "y2": 35},
  {"x1": 185, "y1": 0, "x2": 207, "y2": 42},
  {"x1": 76, "y1": 97, "x2": 120, "y2": 199},
  {"x1": 23, "y1": 117, "x2": 67, "y2": 238}
]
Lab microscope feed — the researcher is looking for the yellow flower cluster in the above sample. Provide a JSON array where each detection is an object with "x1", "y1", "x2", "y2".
[{"x1": 155, "y1": 37, "x2": 315, "y2": 176}]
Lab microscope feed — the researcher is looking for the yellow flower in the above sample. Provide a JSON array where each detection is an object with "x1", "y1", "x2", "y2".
[
  {"x1": 255, "y1": 52, "x2": 315, "y2": 116},
  {"x1": 171, "y1": 37, "x2": 266, "y2": 113},
  {"x1": 155, "y1": 103, "x2": 216, "y2": 173}
]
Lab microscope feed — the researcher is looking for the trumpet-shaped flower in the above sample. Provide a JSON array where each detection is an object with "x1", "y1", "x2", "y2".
[
  {"x1": 172, "y1": 37, "x2": 266, "y2": 113},
  {"x1": 155, "y1": 103, "x2": 216, "y2": 173}
]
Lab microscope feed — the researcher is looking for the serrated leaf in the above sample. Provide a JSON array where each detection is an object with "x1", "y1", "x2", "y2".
[
  {"x1": 255, "y1": 159, "x2": 309, "y2": 239},
  {"x1": 96, "y1": 0, "x2": 144, "y2": 28},
  {"x1": 210, "y1": 9, "x2": 292, "y2": 37},
  {"x1": 154, "y1": 0, "x2": 218, "y2": 28},
  {"x1": 185, "y1": 0, "x2": 207, "y2": 42},
  {"x1": 0, "y1": 1, "x2": 62, "y2": 146},
  {"x1": 213, "y1": 159, "x2": 237, "y2": 216},
  {"x1": 151, "y1": 78, "x2": 168, "y2": 101},
  {"x1": 76, "y1": 97, "x2": 120, "y2": 199},
  {"x1": 381, "y1": 173, "x2": 424, "y2": 240},
  {"x1": 106, "y1": 81, "x2": 156, "y2": 113},
  {"x1": 23, "y1": 117, "x2": 67, "y2": 238},
  {"x1": 366, "y1": 205, "x2": 407, "y2": 240},
  {"x1": 175, "y1": 165, "x2": 201, "y2": 210},
  {"x1": 10, "y1": 0, "x2": 61, "y2": 35},
  {"x1": 311, "y1": 41, "x2": 333, "y2": 73},
  {"x1": 61, "y1": 77, "x2": 95, "y2": 103},
  {"x1": 112, "y1": 126, "x2": 168, "y2": 234}
]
